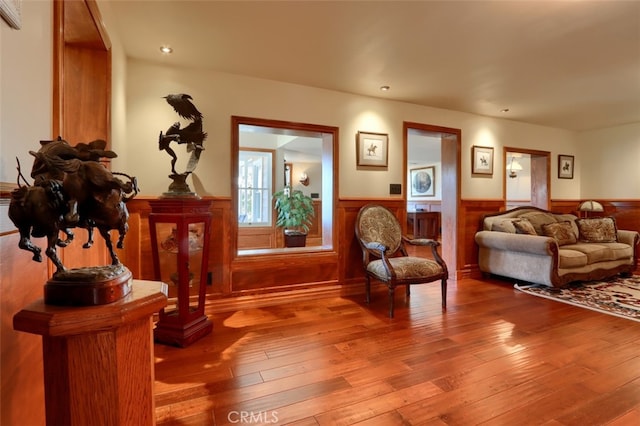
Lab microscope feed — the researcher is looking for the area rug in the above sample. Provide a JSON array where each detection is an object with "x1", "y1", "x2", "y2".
[{"x1": 514, "y1": 276, "x2": 640, "y2": 322}]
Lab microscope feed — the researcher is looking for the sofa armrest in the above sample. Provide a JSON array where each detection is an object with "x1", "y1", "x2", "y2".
[
  {"x1": 617, "y1": 230, "x2": 640, "y2": 247},
  {"x1": 475, "y1": 231, "x2": 556, "y2": 256}
]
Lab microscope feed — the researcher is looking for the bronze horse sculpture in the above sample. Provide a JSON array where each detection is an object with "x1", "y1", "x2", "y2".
[
  {"x1": 8, "y1": 138, "x2": 138, "y2": 275},
  {"x1": 8, "y1": 181, "x2": 75, "y2": 272}
]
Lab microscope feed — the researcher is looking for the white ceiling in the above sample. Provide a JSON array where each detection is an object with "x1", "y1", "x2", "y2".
[{"x1": 105, "y1": 0, "x2": 640, "y2": 132}]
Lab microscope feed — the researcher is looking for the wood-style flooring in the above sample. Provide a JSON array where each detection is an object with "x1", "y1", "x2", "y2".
[{"x1": 154, "y1": 276, "x2": 640, "y2": 425}]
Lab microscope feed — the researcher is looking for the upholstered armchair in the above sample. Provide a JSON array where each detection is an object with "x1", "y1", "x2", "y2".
[{"x1": 354, "y1": 204, "x2": 448, "y2": 317}]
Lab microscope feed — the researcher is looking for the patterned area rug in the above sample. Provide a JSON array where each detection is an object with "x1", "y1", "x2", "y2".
[{"x1": 514, "y1": 275, "x2": 640, "y2": 322}]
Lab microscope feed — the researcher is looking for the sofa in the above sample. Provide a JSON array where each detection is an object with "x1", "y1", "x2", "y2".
[{"x1": 475, "y1": 206, "x2": 639, "y2": 287}]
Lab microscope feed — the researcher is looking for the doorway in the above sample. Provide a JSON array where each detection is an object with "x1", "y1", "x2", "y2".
[
  {"x1": 404, "y1": 122, "x2": 460, "y2": 279},
  {"x1": 504, "y1": 148, "x2": 551, "y2": 210}
]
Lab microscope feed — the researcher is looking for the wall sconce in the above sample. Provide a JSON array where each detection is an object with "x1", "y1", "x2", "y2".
[
  {"x1": 507, "y1": 157, "x2": 523, "y2": 178},
  {"x1": 299, "y1": 172, "x2": 309, "y2": 186}
]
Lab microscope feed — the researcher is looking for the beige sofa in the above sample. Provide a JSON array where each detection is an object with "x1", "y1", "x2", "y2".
[{"x1": 475, "y1": 206, "x2": 639, "y2": 287}]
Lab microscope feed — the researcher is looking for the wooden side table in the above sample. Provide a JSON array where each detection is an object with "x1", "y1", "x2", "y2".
[
  {"x1": 407, "y1": 211, "x2": 441, "y2": 239},
  {"x1": 13, "y1": 280, "x2": 167, "y2": 426}
]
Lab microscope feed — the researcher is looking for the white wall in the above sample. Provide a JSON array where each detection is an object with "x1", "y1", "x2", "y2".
[
  {"x1": 116, "y1": 58, "x2": 586, "y2": 200},
  {"x1": 0, "y1": 0, "x2": 52, "y2": 228},
  {"x1": 579, "y1": 122, "x2": 640, "y2": 199}
]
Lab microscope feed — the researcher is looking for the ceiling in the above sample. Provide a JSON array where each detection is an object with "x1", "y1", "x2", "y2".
[{"x1": 104, "y1": 0, "x2": 640, "y2": 132}]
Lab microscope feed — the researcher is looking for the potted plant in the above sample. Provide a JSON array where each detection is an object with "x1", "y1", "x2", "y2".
[{"x1": 273, "y1": 186, "x2": 315, "y2": 247}]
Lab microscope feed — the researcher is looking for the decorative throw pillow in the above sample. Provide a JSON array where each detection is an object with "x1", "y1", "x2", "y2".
[
  {"x1": 576, "y1": 217, "x2": 618, "y2": 243},
  {"x1": 520, "y1": 212, "x2": 558, "y2": 235},
  {"x1": 513, "y1": 219, "x2": 537, "y2": 235},
  {"x1": 542, "y1": 221, "x2": 577, "y2": 246},
  {"x1": 491, "y1": 219, "x2": 516, "y2": 233}
]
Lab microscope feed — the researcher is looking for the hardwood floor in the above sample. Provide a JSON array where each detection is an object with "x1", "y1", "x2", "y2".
[{"x1": 153, "y1": 276, "x2": 640, "y2": 425}]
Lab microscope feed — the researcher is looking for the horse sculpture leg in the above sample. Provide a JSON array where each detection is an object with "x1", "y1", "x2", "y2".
[
  {"x1": 56, "y1": 228, "x2": 75, "y2": 248},
  {"x1": 116, "y1": 222, "x2": 128, "y2": 249},
  {"x1": 17, "y1": 228, "x2": 42, "y2": 262},
  {"x1": 83, "y1": 221, "x2": 95, "y2": 249},
  {"x1": 45, "y1": 233, "x2": 66, "y2": 273},
  {"x1": 98, "y1": 227, "x2": 120, "y2": 265}
]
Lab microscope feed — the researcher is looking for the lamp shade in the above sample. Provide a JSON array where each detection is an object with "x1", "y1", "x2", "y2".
[
  {"x1": 507, "y1": 160, "x2": 523, "y2": 171},
  {"x1": 578, "y1": 200, "x2": 604, "y2": 212}
]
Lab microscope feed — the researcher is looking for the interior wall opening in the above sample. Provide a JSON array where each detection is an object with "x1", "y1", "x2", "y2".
[
  {"x1": 504, "y1": 147, "x2": 551, "y2": 210},
  {"x1": 405, "y1": 122, "x2": 460, "y2": 278},
  {"x1": 232, "y1": 116, "x2": 336, "y2": 257}
]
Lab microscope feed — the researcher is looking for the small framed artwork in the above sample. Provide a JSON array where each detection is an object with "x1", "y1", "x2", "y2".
[
  {"x1": 471, "y1": 145, "x2": 494, "y2": 175},
  {"x1": 356, "y1": 131, "x2": 388, "y2": 167},
  {"x1": 410, "y1": 166, "x2": 435, "y2": 197},
  {"x1": 558, "y1": 154, "x2": 574, "y2": 179}
]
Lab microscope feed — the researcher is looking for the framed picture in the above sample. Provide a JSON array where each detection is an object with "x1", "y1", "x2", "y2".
[
  {"x1": 356, "y1": 131, "x2": 388, "y2": 167},
  {"x1": 410, "y1": 166, "x2": 435, "y2": 197},
  {"x1": 558, "y1": 154, "x2": 574, "y2": 179},
  {"x1": 0, "y1": 0, "x2": 21, "y2": 29},
  {"x1": 471, "y1": 145, "x2": 494, "y2": 175}
]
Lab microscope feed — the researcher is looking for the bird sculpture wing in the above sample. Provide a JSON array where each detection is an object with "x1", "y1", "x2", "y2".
[
  {"x1": 164, "y1": 93, "x2": 202, "y2": 121},
  {"x1": 184, "y1": 146, "x2": 203, "y2": 173}
]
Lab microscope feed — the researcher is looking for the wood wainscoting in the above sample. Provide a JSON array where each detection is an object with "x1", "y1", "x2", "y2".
[
  {"x1": 1, "y1": 228, "x2": 47, "y2": 425},
  {"x1": 44, "y1": 197, "x2": 640, "y2": 314},
  {"x1": 119, "y1": 198, "x2": 410, "y2": 310}
]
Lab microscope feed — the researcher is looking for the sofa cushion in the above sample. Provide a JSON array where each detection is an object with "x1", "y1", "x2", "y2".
[
  {"x1": 491, "y1": 219, "x2": 517, "y2": 233},
  {"x1": 562, "y1": 243, "x2": 616, "y2": 264},
  {"x1": 520, "y1": 212, "x2": 558, "y2": 235},
  {"x1": 599, "y1": 242, "x2": 634, "y2": 260},
  {"x1": 542, "y1": 221, "x2": 577, "y2": 246},
  {"x1": 557, "y1": 249, "x2": 588, "y2": 268},
  {"x1": 576, "y1": 217, "x2": 617, "y2": 243},
  {"x1": 513, "y1": 219, "x2": 537, "y2": 235}
]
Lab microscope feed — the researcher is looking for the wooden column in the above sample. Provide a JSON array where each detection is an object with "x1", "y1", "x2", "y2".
[{"x1": 13, "y1": 280, "x2": 167, "y2": 426}]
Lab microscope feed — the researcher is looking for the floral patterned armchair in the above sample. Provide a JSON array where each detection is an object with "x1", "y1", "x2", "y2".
[{"x1": 355, "y1": 204, "x2": 448, "y2": 317}]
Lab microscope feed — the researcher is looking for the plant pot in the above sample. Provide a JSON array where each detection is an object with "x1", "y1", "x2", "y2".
[{"x1": 284, "y1": 230, "x2": 307, "y2": 247}]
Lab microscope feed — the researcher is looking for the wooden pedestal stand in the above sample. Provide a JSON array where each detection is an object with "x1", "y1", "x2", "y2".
[
  {"x1": 149, "y1": 198, "x2": 213, "y2": 347},
  {"x1": 13, "y1": 280, "x2": 168, "y2": 426}
]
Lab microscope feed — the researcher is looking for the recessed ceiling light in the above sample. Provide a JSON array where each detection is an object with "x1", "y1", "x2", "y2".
[
  {"x1": 380, "y1": 85, "x2": 390, "y2": 91},
  {"x1": 160, "y1": 46, "x2": 173, "y2": 54}
]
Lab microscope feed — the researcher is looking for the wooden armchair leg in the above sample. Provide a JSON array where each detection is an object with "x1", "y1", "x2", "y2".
[
  {"x1": 389, "y1": 286, "x2": 395, "y2": 318},
  {"x1": 405, "y1": 284, "x2": 411, "y2": 297},
  {"x1": 441, "y1": 278, "x2": 447, "y2": 309},
  {"x1": 365, "y1": 277, "x2": 371, "y2": 304}
]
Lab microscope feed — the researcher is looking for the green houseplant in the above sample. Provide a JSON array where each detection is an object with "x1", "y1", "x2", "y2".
[{"x1": 273, "y1": 186, "x2": 315, "y2": 247}]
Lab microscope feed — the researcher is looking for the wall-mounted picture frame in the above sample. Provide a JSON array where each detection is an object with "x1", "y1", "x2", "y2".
[
  {"x1": 471, "y1": 145, "x2": 494, "y2": 175},
  {"x1": 558, "y1": 154, "x2": 574, "y2": 179},
  {"x1": 0, "y1": 0, "x2": 22, "y2": 29},
  {"x1": 356, "y1": 131, "x2": 388, "y2": 167},
  {"x1": 410, "y1": 166, "x2": 435, "y2": 197}
]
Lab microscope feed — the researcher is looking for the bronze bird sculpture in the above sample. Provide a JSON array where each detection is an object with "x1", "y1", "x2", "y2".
[{"x1": 158, "y1": 93, "x2": 207, "y2": 175}]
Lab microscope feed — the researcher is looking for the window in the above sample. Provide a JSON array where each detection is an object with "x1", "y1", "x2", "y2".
[{"x1": 238, "y1": 149, "x2": 273, "y2": 226}]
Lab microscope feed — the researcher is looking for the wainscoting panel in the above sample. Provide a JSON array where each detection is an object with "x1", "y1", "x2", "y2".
[{"x1": 1, "y1": 231, "x2": 47, "y2": 426}]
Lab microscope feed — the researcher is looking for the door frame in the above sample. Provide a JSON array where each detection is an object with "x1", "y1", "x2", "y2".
[
  {"x1": 503, "y1": 147, "x2": 551, "y2": 210},
  {"x1": 404, "y1": 122, "x2": 461, "y2": 279}
]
